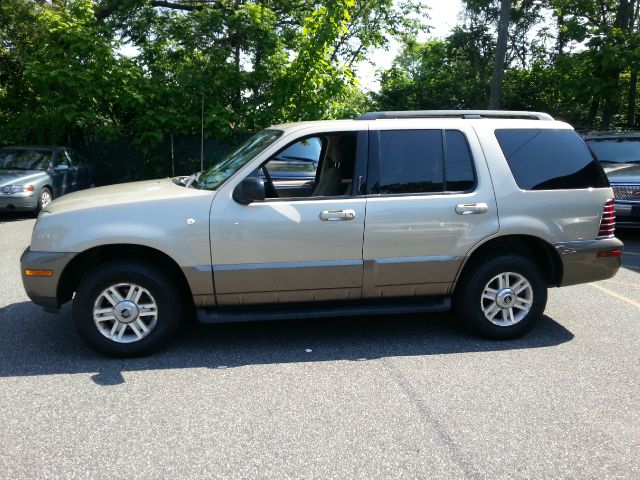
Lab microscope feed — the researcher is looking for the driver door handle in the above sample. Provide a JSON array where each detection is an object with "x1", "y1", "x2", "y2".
[
  {"x1": 455, "y1": 203, "x2": 488, "y2": 215},
  {"x1": 319, "y1": 209, "x2": 356, "y2": 221}
]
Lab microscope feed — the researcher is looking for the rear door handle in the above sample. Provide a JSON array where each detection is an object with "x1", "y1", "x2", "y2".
[
  {"x1": 319, "y1": 209, "x2": 356, "y2": 221},
  {"x1": 455, "y1": 203, "x2": 488, "y2": 215}
]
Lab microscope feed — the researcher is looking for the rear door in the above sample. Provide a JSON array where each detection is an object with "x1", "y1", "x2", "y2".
[
  {"x1": 66, "y1": 149, "x2": 90, "y2": 190},
  {"x1": 362, "y1": 123, "x2": 499, "y2": 298}
]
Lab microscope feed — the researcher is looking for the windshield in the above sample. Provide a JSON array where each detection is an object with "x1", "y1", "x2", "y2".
[
  {"x1": 197, "y1": 130, "x2": 282, "y2": 190},
  {"x1": 0, "y1": 149, "x2": 52, "y2": 170},
  {"x1": 585, "y1": 138, "x2": 640, "y2": 163}
]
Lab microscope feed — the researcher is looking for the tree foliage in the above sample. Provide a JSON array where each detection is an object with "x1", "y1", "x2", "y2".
[
  {"x1": 376, "y1": 0, "x2": 640, "y2": 130},
  {"x1": 1, "y1": 0, "x2": 639, "y2": 156},
  {"x1": 0, "y1": 0, "x2": 417, "y2": 147}
]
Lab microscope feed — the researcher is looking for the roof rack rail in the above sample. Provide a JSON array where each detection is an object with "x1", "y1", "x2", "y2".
[{"x1": 356, "y1": 110, "x2": 554, "y2": 121}]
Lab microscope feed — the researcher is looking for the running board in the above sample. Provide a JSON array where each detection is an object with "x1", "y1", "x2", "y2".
[{"x1": 196, "y1": 297, "x2": 451, "y2": 324}]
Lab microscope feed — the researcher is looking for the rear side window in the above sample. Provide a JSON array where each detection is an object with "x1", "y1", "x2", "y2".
[
  {"x1": 495, "y1": 129, "x2": 609, "y2": 190},
  {"x1": 378, "y1": 130, "x2": 443, "y2": 194},
  {"x1": 445, "y1": 130, "x2": 475, "y2": 191},
  {"x1": 374, "y1": 129, "x2": 476, "y2": 194}
]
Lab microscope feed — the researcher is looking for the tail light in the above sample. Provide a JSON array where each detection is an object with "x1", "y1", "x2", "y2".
[{"x1": 597, "y1": 199, "x2": 615, "y2": 239}]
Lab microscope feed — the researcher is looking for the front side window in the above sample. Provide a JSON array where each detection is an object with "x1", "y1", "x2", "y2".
[
  {"x1": 198, "y1": 130, "x2": 282, "y2": 191},
  {"x1": 374, "y1": 129, "x2": 476, "y2": 194},
  {"x1": 257, "y1": 132, "x2": 358, "y2": 199},
  {"x1": 496, "y1": 129, "x2": 609, "y2": 190},
  {"x1": 262, "y1": 137, "x2": 321, "y2": 181}
]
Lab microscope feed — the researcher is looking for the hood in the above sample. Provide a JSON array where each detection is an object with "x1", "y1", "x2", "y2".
[
  {"x1": 604, "y1": 164, "x2": 640, "y2": 184},
  {"x1": 0, "y1": 169, "x2": 47, "y2": 185},
  {"x1": 45, "y1": 178, "x2": 214, "y2": 215}
]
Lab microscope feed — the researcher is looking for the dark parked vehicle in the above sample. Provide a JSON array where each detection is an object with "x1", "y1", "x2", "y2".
[
  {"x1": 0, "y1": 146, "x2": 93, "y2": 213},
  {"x1": 584, "y1": 133, "x2": 640, "y2": 226}
]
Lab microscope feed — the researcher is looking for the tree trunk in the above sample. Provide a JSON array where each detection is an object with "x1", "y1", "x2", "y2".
[
  {"x1": 600, "y1": 0, "x2": 637, "y2": 130},
  {"x1": 555, "y1": 13, "x2": 567, "y2": 58},
  {"x1": 587, "y1": 97, "x2": 599, "y2": 131},
  {"x1": 629, "y1": 69, "x2": 638, "y2": 127},
  {"x1": 601, "y1": 107, "x2": 614, "y2": 130},
  {"x1": 488, "y1": 0, "x2": 511, "y2": 109}
]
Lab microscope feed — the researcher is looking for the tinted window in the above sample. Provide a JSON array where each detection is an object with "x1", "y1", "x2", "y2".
[
  {"x1": 379, "y1": 130, "x2": 443, "y2": 194},
  {"x1": 495, "y1": 129, "x2": 609, "y2": 190},
  {"x1": 445, "y1": 130, "x2": 475, "y2": 191},
  {"x1": 585, "y1": 137, "x2": 640, "y2": 164},
  {"x1": 67, "y1": 150, "x2": 83, "y2": 166}
]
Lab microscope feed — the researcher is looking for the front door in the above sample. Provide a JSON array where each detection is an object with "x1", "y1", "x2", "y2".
[{"x1": 210, "y1": 131, "x2": 367, "y2": 306}]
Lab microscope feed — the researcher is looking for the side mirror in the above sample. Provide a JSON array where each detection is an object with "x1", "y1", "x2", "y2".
[
  {"x1": 54, "y1": 164, "x2": 69, "y2": 172},
  {"x1": 233, "y1": 177, "x2": 265, "y2": 204}
]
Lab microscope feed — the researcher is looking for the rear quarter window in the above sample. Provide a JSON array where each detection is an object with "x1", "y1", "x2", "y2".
[{"x1": 495, "y1": 129, "x2": 609, "y2": 190}]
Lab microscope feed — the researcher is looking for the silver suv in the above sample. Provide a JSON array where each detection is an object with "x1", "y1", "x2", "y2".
[{"x1": 21, "y1": 111, "x2": 623, "y2": 356}]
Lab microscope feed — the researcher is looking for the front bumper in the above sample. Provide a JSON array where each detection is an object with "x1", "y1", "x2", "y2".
[
  {"x1": 20, "y1": 248, "x2": 77, "y2": 310},
  {"x1": 614, "y1": 201, "x2": 640, "y2": 226},
  {"x1": 0, "y1": 193, "x2": 37, "y2": 211},
  {"x1": 555, "y1": 238, "x2": 623, "y2": 287}
]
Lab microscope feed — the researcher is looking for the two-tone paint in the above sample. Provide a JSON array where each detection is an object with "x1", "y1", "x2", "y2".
[{"x1": 22, "y1": 117, "x2": 622, "y2": 312}]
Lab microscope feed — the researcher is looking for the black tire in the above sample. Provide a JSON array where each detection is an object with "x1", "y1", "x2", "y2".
[
  {"x1": 35, "y1": 187, "x2": 53, "y2": 214},
  {"x1": 453, "y1": 255, "x2": 547, "y2": 339},
  {"x1": 72, "y1": 260, "x2": 182, "y2": 357}
]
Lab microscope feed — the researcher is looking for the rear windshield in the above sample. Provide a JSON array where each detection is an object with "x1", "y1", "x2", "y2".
[
  {"x1": 495, "y1": 129, "x2": 609, "y2": 190},
  {"x1": 584, "y1": 137, "x2": 640, "y2": 164}
]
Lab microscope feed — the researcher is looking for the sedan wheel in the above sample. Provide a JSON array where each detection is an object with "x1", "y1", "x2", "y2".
[{"x1": 37, "y1": 188, "x2": 53, "y2": 213}]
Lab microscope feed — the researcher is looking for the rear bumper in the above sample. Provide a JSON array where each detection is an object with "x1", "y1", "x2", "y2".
[
  {"x1": 555, "y1": 238, "x2": 623, "y2": 287},
  {"x1": 20, "y1": 248, "x2": 77, "y2": 310}
]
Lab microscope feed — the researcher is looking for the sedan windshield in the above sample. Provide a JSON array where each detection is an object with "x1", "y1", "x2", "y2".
[
  {"x1": 197, "y1": 130, "x2": 282, "y2": 190},
  {"x1": 586, "y1": 138, "x2": 640, "y2": 164},
  {"x1": 0, "y1": 149, "x2": 52, "y2": 170}
]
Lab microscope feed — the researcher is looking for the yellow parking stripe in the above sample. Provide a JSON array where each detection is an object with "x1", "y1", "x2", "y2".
[
  {"x1": 589, "y1": 283, "x2": 640, "y2": 309},
  {"x1": 602, "y1": 280, "x2": 640, "y2": 288}
]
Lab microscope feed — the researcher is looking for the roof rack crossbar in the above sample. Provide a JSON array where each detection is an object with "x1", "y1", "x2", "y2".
[{"x1": 356, "y1": 110, "x2": 554, "y2": 121}]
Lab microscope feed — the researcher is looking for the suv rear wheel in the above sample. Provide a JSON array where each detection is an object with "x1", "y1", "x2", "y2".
[
  {"x1": 72, "y1": 260, "x2": 182, "y2": 357},
  {"x1": 454, "y1": 255, "x2": 547, "y2": 339}
]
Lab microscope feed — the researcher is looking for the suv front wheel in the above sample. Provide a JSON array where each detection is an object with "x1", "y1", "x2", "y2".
[
  {"x1": 72, "y1": 260, "x2": 182, "y2": 356},
  {"x1": 454, "y1": 255, "x2": 547, "y2": 339}
]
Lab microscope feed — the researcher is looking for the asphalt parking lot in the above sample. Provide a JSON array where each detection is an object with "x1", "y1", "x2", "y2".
[{"x1": 0, "y1": 213, "x2": 638, "y2": 480}]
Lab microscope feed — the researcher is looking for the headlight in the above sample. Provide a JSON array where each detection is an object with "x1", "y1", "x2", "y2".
[{"x1": 1, "y1": 184, "x2": 35, "y2": 194}]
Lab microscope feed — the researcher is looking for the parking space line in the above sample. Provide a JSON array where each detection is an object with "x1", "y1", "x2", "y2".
[
  {"x1": 589, "y1": 283, "x2": 640, "y2": 309},
  {"x1": 601, "y1": 280, "x2": 640, "y2": 288},
  {"x1": 624, "y1": 251, "x2": 640, "y2": 256}
]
